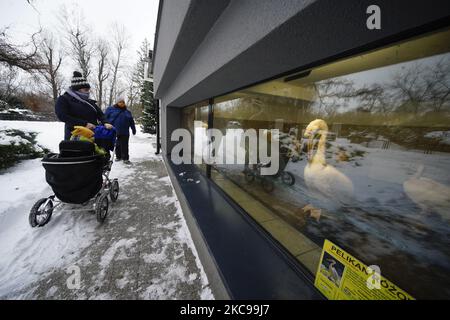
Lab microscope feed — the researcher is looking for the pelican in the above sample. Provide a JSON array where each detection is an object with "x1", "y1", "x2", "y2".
[
  {"x1": 403, "y1": 164, "x2": 450, "y2": 221},
  {"x1": 327, "y1": 259, "x2": 341, "y2": 285},
  {"x1": 302, "y1": 119, "x2": 354, "y2": 217}
]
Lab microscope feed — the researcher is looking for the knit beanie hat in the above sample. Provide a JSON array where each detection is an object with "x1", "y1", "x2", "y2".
[
  {"x1": 116, "y1": 96, "x2": 126, "y2": 104},
  {"x1": 116, "y1": 96, "x2": 127, "y2": 108},
  {"x1": 70, "y1": 71, "x2": 91, "y2": 91}
]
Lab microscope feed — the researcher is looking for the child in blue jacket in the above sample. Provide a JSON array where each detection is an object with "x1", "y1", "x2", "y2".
[{"x1": 105, "y1": 97, "x2": 136, "y2": 164}]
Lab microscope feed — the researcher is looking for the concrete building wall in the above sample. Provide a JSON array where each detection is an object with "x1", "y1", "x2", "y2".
[
  {"x1": 161, "y1": 0, "x2": 317, "y2": 106},
  {"x1": 152, "y1": 0, "x2": 192, "y2": 94},
  {"x1": 154, "y1": 0, "x2": 231, "y2": 98}
]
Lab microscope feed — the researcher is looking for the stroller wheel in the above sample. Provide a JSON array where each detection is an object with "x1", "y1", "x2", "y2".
[
  {"x1": 29, "y1": 198, "x2": 53, "y2": 228},
  {"x1": 262, "y1": 178, "x2": 275, "y2": 193},
  {"x1": 96, "y1": 194, "x2": 109, "y2": 223},
  {"x1": 244, "y1": 171, "x2": 255, "y2": 183},
  {"x1": 110, "y1": 179, "x2": 119, "y2": 202},
  {"x1": 281, "y1": 171, "x2": 295, "y2": 186}
]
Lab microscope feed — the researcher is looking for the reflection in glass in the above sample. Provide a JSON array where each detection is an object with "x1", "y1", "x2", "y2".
[
  {"x1": 403, "y1": 164, "x2": 450, "y2": 221},
  {"x1": 180, "y1": 28, "x2": 450, "y2": 299},
  {"x1": 302, "y1": 119, "x2": 354, "y2": 220},
  {"x1": 181, "y1": 102, "x2": 209, "y2": 173}
]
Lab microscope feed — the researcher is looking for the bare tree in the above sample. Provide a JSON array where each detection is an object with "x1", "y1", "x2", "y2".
[
  {"x1": 390, "y1": 63, "x2": 433, "y2": 115},
  {"x1": 125, "y1": 39, "x2": 151, "y2": 118},
  {"x1": 354, "y1": 84, "x2": 395, "y2": 115},
  {"x1": 108, "y1": 23, "x2": 129, "y2": 106},
  {"x1": 312, "y1": 78, "x2": 356, "y2": 117},
  {"x1": 388, "y1": 59, "x2": 450, "y2": 115},
  {"x1": 94, "y1": 39, "x2": 109, "y2": 108},
  {"x1": 0, "y1": 28, "x2": 45, "y2": 71},
  {"x1": 426, "y1": 58, "x2": 450, "y2": 113},
  {"x1": 126, "y1": 70, "x2": 139, "y2": 108},
  {"x1": 0, "y1": 66, "x2": 22, "y2": 104},
  {"x1": 37, "y1": 32, "x2": 63, "y2": 103},
  {"x1": 59, "y1": 5, "x2": 94, "y2": 78}
]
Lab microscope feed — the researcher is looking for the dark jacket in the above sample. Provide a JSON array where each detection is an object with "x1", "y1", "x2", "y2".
[
  {"x1": 105, "y1": 105, "x2": 136, "y2": 136},
  {"x1": 55, "y1": 92, "x2": 108, "y2": 140}
]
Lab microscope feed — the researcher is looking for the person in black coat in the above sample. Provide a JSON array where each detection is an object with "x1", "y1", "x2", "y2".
[{"x1": 55, "y1": 71, "x2": 113, "y2": 140}]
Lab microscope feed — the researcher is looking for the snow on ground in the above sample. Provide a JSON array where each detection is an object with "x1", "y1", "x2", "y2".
[
  {"x1": 0, "y1": 120, "x2": 212, "y2": 299},
  {"x1": 151, "y1": 183, "x2": 213, "y2": 300},
  {"x1": 425, "y1": 130, "x2": 450, "y2": 145},
  {"x1": 0, "y1": 108, "x2": 34, "y2": 114},
  {"x1": 0, "y1": 121, "x2": 64, "y2": 214},
  {"x1": 0, "y1": 120, "x2": 64, "y2": 152},
  {"x1": 0, "y1": 122, "x2": 95, "y2": 298}
]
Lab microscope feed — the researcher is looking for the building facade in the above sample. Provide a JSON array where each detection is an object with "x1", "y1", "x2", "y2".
[{"x1": 152, "y1": 0, "x2": 450, "y2": 299}]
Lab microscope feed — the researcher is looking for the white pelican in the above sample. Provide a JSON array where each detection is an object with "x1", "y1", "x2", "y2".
[
  {"x1": 403, "y1": 164, "x2": 450, "y2": 221},
  {"x1": 302, "y1": 119, "x2": 354, "y2": 217},
  {"x1": 327, "y1": 259, "x2": 341, "y2": 285}
]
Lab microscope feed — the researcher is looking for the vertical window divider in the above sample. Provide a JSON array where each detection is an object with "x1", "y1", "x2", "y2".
[{"x1": 206, "y1": 98, "x2": 214, "y2": 179}]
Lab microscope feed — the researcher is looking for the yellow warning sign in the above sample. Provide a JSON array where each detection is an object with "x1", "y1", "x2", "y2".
[{"x1": 314, "y1": 239, "x2": 414, "y2": 300}]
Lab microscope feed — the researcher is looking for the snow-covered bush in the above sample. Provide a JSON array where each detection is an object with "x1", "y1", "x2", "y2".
[
  {"x1": 0, "y1": 99, "x2": 9, "y2": 110},
  {"x1": 0, "y1": 108, "x2": 43, "y2": 121},
  {"x1": 424, "y1": 130, "x2": 450, "y2": 145},
  {"x1": 0, "y1": 129, "x2": 49, "y2": 170}
]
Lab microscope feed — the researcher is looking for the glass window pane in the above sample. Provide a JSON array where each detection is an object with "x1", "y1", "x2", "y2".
[
  {"x1": 181, "y1": 101, "x2": 209, "y2": 174},
  {"x1": 211, "y1": 28, "x2": 450, "y2": 299}
]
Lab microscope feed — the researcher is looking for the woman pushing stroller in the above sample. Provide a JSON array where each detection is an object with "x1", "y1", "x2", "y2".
[
  {"x1": 55, "y1": 71, "x2": 114, "y2": 140},
  {"x1": 29, "y1": 72, "x2": 120, "y2": 228}
]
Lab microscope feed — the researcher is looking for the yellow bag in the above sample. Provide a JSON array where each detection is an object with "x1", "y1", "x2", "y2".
[{"x1": 71, "y1": 126, "x2": 94, "y2": 139}]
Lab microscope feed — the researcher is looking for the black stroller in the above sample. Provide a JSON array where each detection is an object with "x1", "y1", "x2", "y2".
[
  {"x1": 29, "y1": 138, "x2": 119, "y2": 228},
  {"x1": 244, "y1": 145, "x2": 296, "y2": 193}
]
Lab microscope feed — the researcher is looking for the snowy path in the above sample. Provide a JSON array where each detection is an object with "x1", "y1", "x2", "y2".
[{"x1": 0, "y1": 121, "x2": 213, "y2": 299}]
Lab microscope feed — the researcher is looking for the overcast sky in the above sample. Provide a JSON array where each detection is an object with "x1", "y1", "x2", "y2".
[{"x1": 0, "y1": 0, "x2": 159, "y2": 79}]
